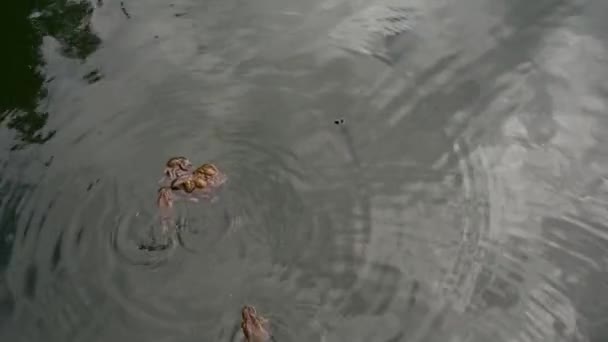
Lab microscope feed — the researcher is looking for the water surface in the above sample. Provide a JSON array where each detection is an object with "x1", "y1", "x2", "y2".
[{"x1": 1, "y1": 0, "x2": 607, "y2": 341}]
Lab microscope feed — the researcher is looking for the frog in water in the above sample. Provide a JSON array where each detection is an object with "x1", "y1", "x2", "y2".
[
  {"x1": 154, "y1": 175, "x2": 204, "y2": 222},
  {"x1": 160, "y1": 156, "x2": 193, "y2": 184},
  {"x1": 170, "y1": 173, "x2": 211, "y2": 199},
  {"x1": 194, "y1": 163, "x2": 218, "y2": 177},
  {"x1": 241, "y1": 305, "x2": 271, "y2": 342},
  {"x1": 143, "y1": 182, "x2": 203, "y2": 251},
  {"x1": 193, "y1": 163, "x2": 227, "y2": 187},
  {"x1": 142, "y1": 160, "x2": 226, "y2": 251},
  {"x1": 170, "y1": 163, "x2": 227, "y2": 197},
  {"x1": 155, "y1": 162, "x2": 226, "y2": 213}
]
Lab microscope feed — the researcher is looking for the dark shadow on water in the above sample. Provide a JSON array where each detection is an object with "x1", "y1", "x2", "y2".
[
  {"x1": 0, "y1": 179, "x2": 33, "y2": 271},
  {"x1": 0, "y1": 174, "x2": 32, "y2": 327},
  {"x1": 31, "y1": 0, "x2": 101, "y2": 60},
  {"x1": 0, "y1": 0, "x2": 100, "y2": 150}
]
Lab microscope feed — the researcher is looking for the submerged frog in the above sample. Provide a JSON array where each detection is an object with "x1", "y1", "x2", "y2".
[{"x1": 241, "y1": 305, "x2": 271, "y2": 342}]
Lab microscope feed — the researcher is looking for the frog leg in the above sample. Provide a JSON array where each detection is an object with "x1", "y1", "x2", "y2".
[
  {"x1": 157, "y1": 190, "x2": 177, "y2": 227},
  {"x1": 180, "y1": 163, "x2": 194, "y2": 173},
  {"x1": 164, "y1": 167, "x2": 174, "y2": 178},
  {"x1": 170, "y1": 174, "x2": 192, "y2": 189}
]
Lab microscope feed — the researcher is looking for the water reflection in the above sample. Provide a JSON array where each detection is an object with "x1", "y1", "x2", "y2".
[
  {"x1": 1, "y1": 0, "x2": 608, "y2": 341},
  {"x1": 32, "y1": 0, "x2": 101, "y2": 59},
  {"x1": 0, "y1": 0, "x2": 100, "y2": 150}
]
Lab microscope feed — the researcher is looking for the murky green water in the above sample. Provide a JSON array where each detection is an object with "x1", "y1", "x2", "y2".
[{"x1": 1, "y1": 0, "x2": 607, "y2": 341}]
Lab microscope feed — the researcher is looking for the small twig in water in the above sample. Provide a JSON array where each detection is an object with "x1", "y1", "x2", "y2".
[{"x1": 120, "y1": 1, "x2": 130, "y2": 19}]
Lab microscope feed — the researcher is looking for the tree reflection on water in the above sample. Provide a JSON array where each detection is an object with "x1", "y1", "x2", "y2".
[{"x1": 0, "y1": 0, "x2": 100, "y2": 150}]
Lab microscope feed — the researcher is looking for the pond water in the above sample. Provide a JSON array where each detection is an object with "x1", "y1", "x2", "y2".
[{"x1": 1, "y1": 0, "x2": 607, "y2": 341}]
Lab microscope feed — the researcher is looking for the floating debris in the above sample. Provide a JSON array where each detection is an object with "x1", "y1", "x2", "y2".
[
  {"x1": 44, "y1": 156, "x2": 54, "y2": 167},
  {"x1": 83, "y1": 69, "x2": 103, "y2": 84},
  {"x1": 120, "y1": 1, "x2": 130, "y2": 19}
]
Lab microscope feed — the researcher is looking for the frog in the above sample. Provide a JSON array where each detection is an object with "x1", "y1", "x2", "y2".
[
  {"x1": 155, "y1": 176, "x2": 202, "y2": 217},
  {"x1": 159, "y1": 156, "x2": 193, "y2": 184},
  {"x1": 194, "y1": 163, "x2": 219, "y2": 177},
  {"x1": 194, "y1": 163, "x2": 228, "y2": 188},
  {"x1": 153, "y1": 162, "x2": 227, "y2": 241},
  {"x1": 241, "y1": 305, "x2": 271, "y2": 342},
  {"x1": 157, "y1": 166, "x2": 224, "y2": 213},
  {"x1": 170, "y1": 163, "x2": 227, "y2": 198},
  {"x1": 169, "y1": 174, "x2": 210, "y2": 198}
]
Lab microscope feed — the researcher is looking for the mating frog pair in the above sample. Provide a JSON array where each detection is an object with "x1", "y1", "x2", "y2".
[
  {"x1": 139, "y1": 157, "x2": 227, "y2": 251},
  {"x1": 156, "y1": 156, "x2": 228, "y2": 223}
]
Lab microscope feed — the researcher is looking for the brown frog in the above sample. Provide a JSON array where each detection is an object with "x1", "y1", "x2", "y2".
[
  {"x1": 170, "y1": 174, "x2": 208, "y2": 194},
  {"x1": 241, "y1": 305, "x2": 271, "y2": 342},
  {"x1": 154, "y1": 176, "x2": 203, "y2": 216},
  {"x1": 194, "y1": 163, "x2": 227, "y2": 188},
  {"x1": 160, "y1": 170, "x2": 218, "y2": 207},
  {"x1": 194, "y1": 163, "x2": 218, "y2": 177},
  {"x1": 154, "y1": 162, "x2": 227, "y2": 236},
  {"x1": 161, "y1": 156, "x2": 193, "y2": 182}
]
